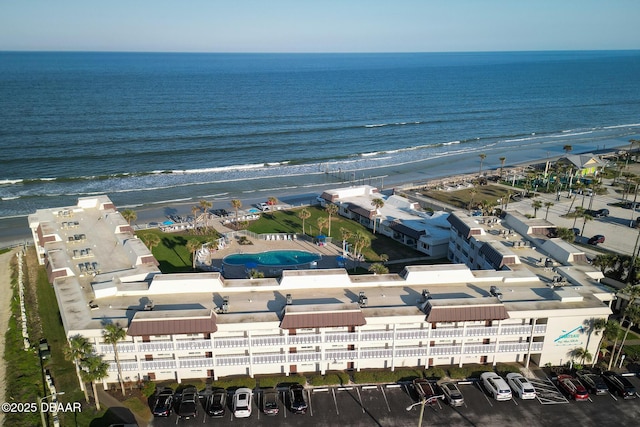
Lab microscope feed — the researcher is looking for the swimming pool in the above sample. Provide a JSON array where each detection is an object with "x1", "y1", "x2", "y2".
[{"x1": 223, "y1": 250, "x2": 321, "y2": 267}]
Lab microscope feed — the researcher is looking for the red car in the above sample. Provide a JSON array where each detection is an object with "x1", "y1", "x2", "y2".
[{"x1": 557, "y1": 374, "x2": 589, "y2": 401}]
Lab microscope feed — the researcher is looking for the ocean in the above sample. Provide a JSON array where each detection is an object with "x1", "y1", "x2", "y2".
[{"x1": 1, "y1": 50, "x2": 640, "y2": 233}]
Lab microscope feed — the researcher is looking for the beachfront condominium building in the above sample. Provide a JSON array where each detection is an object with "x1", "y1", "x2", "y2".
[{"x1": 29, "y1": 196, "x2": 614, "y2": 387}]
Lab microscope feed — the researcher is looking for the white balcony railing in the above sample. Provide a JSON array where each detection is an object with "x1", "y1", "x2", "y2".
[
  {"x1": 395, "y1": 329, "x2": 430, "y2": 340},
  {"x1": 140, "y1": 359, "x2": 176, "y2": 370},
  {"x1": 138, "y1": 341, "x2": 174, "y2": 352},
  {"x1": 288, "y1": 334, "x2": 322, "y2": 345},
  {"x1": 466, "y1": 326, "x2": 499, "y2": 337},
  {"x1": 251, "y1": 335, "x2": 286, "y2": 347},
  {"x1": 252, "y1": 353, "x2": 287, "y2": 364},
  {"x1": 216, "y1": 355, "x2": 250, "y2": 366},
  {"x1": 179, "y1": 357, "x2": 213, "y2": 368},
  {"x1": 213, "y1": 338, "x2": 249, "y2": 349},
  {"x1": 464, "y1": 344, "x2": 496, "y2": 354},
  {"x1": 175, "y1": 340, "x2": 212, "y2": 351},
  {"x1": 429, "y1": 345, "x2": 462, "y2": 356},
  {"x1": 289, "y1": 352, "x2": 321, "y2": 363},
  {"x1": 325, "y1": 332, "x2": 357, "y2": 343},
  {"x1": 361, "y1": 331, "x2": 394, "y2": 341},
  {"x1": 431, "y1": 328, "x2": 465, "y2": 338}
]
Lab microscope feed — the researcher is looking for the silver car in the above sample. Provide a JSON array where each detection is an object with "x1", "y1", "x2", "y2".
[{"x1": 440, "y1": 381, "x2": 464, "y2": 407}]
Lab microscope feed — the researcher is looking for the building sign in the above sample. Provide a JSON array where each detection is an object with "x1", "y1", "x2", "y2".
[{"x1": 553, "y1": 326, "x2": 584, "y2": 347}]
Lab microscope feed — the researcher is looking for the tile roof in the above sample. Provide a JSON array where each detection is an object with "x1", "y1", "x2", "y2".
[
  {"x1": 280, "y1": 309, "x2": 366, "y2": 329},
  {"x1": 127, "y1": 310, "x2": 217, "y2": 336},
  {"x1": 425, "y1": 304, "x2": 509, "y2": 323}
]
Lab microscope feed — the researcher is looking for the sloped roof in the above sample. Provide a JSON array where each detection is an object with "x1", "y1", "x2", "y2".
[
  {"x1": 127, "y1": 309, "x2": 217, "y2": 336},
  {"x1": 425, "y1": 304, "x2": 509, "y2": 322},
  {"x1": 280, "y1": 307, "x2": 366, "y2": 329}
]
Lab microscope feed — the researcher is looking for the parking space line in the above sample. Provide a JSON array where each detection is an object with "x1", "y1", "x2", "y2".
[
  {"x1": 282, "y1": 390, "x2": 287, "y2": 419},
  {"x1": 307, "y1": 389, "x2": 313, "y2": 417},
  {"x1": 609, "y1": 392, "x2": 618, "y2": 401},
  {"x1": 355, "y1": 386, "x2": 365, "y2": 413},
  {"x1": 332, "y1": 387, "x2": 339, "y2": 415},
  {"x1": 380, "y1": 385, "x2": 392, "y2": 412},
  {"x1": 511, "y1": 397, "x2": 519, "y2": 406}
]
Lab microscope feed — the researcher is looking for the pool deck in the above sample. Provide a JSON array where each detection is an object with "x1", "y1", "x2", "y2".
[{"x1": 205, "y1": 233, "x2": 354, "y2": 278}]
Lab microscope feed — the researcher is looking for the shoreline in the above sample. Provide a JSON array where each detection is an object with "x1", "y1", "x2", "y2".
[{"x1": 1, "y1": 146, "x2": 625, "y2": 249}]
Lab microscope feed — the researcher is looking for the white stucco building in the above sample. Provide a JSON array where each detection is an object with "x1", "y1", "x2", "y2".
[{"x1": 29, "y1": 196, "x2": 615, "y2": 387}]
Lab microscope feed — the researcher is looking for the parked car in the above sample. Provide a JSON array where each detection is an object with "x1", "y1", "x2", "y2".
[
  {"x1": 39, "y1": 338, "x2": 51, "y2": 359},
  {"x1": 176, "y1": 386, "x2": 199, "y2": 419},
  {"x1": 481, "y1": 372, "x2": 512, "y2": 401},
  {"x1": 506, "y1": 373, "x2": 536, "y2": 400},
  {"x1": 413, "y1": 379, "x2": 439, "y2": 403},
  {"x1": 439, "y1": 381, "x2": 464, "y2": 407},
  {"x1": 557, "y1": 374, "x2": 589, "y2": 401},
  {"x1": 233, "y1": 388, "x2": 253, "y2": 418},
  {"x1": 588, "y1": 234, "x2": 605, "y2": 245},
  {"x1": 575, "y1": 370, "x2": 608, "y2": 395},
  {"x1": 205, "y1": 388, "x2": 227, "y2": 418},
  {"x1": 261, "y1": 389, "x2": 279, "y2": 416},
  {"x1": 602, "y1": 371, "x2": 637, "y2": 399},
  {"x1": 289, "y1": 384, "x2": 308, "y2": 414},
  {"x1": 152, "y1": 387, "x2": 174, "y2": 417},
  {"x1": 586, "y1": 208, "x2": 609, "y2": 218}
]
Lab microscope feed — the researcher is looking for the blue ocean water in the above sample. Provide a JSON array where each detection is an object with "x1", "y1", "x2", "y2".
[{"x1": 1, "y1": 50, "x2": 640, "y2": 219}]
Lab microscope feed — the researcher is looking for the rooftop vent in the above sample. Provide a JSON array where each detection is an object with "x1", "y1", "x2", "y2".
[
  {"x1": 490, "y1": 286, "x2": 503, "y2": 301},
  {"x1": 286, "y1": 293, "x2": 292, "y2": 305},
  {"x1": 358, "y1": 291, "x2": 368, "y2": 308},
  {"x1": 222, "y1": 296, "x2": 229, "y2": 313}
]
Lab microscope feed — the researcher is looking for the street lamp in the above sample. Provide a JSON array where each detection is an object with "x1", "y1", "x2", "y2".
[{"x1": 39, "y1": 392, "x2": 64, "y2": 427}]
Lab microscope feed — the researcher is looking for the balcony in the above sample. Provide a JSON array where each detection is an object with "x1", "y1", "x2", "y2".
[
  {"x1": 500, "y1": 325, "x2": 533, "y2": 336},
  {"x1": 251, "y1": 335, "x2": 286, "y2": 347},
  {"x1": 498, "y1": 342, "x2": 532, "y2": 352},
  {"x1": 466, "y1": 326, "x2": 499, "y2": 337},
  {"x1": 289, "y1": 352, "x2": 321, "y2": 363},
  {"x1": 175, "y1": 340, "x2": 212, "y2": 351},
  {"x1": 395, "y1": 329, "x2": 430, "y2": 340},
  {"x1": 431, "y1": 328, "x2": 464, "y2": 338},
  {"x1": 361, "y1": 331, "x2": 394, "y2": 341},
  {"x1": 360, "y1": 348, "x2": 392, "y2": 359},
  {"x1": 138, "y1": 341, "x2": 174, "y2": 352},
  {"x1": 463, "y1": 343, "x2": 496, "y2": 354},
  {"x1": 140, "y1": 359, "x2": 176, "y2": 370},
  {"x1": 429, "y1": 345, "x2": 462, "y2": 356},
  {"x1": 213, "y1": 337, "x2": 249, "y2": 349},
  {"x1": 216, "y1": 355, "x2": 250, "y2": 366},
  {"x1": 325, "y1": 332, "x2": 356, "y2": 343},
  {"x1": 179, "y1": 357, "x2": 214, "y2": 369},
  {"x1": 326, "y1": 350, "x2": 357, "y2": 361},
  {"x1": 288, "y1": 334, "x2": 322, "y2": 345},
  {"x1": 252, "y1": 353, "x2": 287, "y2": 364},
  {"x1": 99, "y1": 343, "x2": 136, "y2": 354},
  {"x1": 394, "y1": 347, "x2": 428, "y2": 357}
]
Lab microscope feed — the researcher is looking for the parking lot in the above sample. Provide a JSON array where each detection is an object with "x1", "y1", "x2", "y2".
[{"x1": 147, "y1": 373, "x2": 640, "y2": 427}]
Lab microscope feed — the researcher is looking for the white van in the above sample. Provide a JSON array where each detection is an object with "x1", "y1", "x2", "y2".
[{"x1": 481, "y1": 372, "x2": 512, "y2": 401}]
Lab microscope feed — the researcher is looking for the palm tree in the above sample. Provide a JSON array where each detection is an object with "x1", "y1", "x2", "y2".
[
  {"x1": 555, "y1": 227, "x2": 576, "y2": 242},
  {"x1": 613, "y1": 302, "x2": 640, "y2": 367},
  {"x1": 571, "y1": 347, "x2": 593, "y2": 365},
  {"x1": 499, "y1": 156, "x2": 506, "y2": 179},
  {"x1": 607, "y1": 320, "x2": 624, "y2": 370},
  {"x1": 267, "y1": 196, "x2": 278, "y2": 207},
  {"x1": 581, "y1": 213, "x2": 593, "y2": 236},
  {"x1": 351, "y1": 231, "x2": 370, "y2": 270},
  {"x1": 468, "y1": 187, "x2": 477, "y2": 212},
  {"x1": 199, "y1": 199, "x2": 212, "y2": 227},
  {"x1": 186, "y1": 238, "x2": 201, "y2": 270},
  {"x1": 141, "y1": 233, "x2": 161, "y2": 252},
  {"x1": 563, "y1": 144, "x2": 573, "y2": 154},
  {"x1": 316, "y1": 217, "x2": 328, "y2": 236},
  {"x1": 543, "y1": 201, "x2": 554, "y2": 220},
  {"x1": 102, "y1": 322, "x2": 127, "y2": 395},
  {"x1": 531, "y1": 199, "x2": 542, "y2": 218},
  {"x1": 572, "y1": 206, "x2": 585, "y2": 229},
  {"x1": 588, "y1": 318, "x2": 609, "y2": 367},
  {"x1": 325, "y1": 203, "x2": 338, "y2": 237},
  {"x1": 79, "y1": 354, "x2": 109, "y2": 411},
  {"x1": 340, "y1": 227, "x2": 352, "y2": 255},
  {"x1": 191, "y1": 205, "x2": 200, "y2": 231},
  {"x1": 368, "y1": 263, "x2": 389, "y2": 275},
  {"x1": 298, "y1": 208, "x2": 311, "y2": 235},
  {"x1": 478, "y1": 153, "x2": 487, "y2": 177},
  {"x1": 120, "y1": 209, "x2": 137, "y2": 226},
  {"x1": 371, "y1": 198, "x2": 385, "y2": 233},
  {"x1": 63, "y1": 335, "x2": 93, "y2": 402},
  {"x1": 231, "y1": 199, "x2": 242, "y2": 229}
]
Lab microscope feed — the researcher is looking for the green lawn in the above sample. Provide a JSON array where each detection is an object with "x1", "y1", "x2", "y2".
[
  {"x1": 136, "y1": 230, "x2": 217, "y2": 273},
  {"x1": 422, "y1": 184, "x2": 510, "y2": 210}
]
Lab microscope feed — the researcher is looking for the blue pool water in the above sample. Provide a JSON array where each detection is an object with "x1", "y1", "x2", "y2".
[{"x1": 223, "y1": 250, "x2": 321, "y2": 266}]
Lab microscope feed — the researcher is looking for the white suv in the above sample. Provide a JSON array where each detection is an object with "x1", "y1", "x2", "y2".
[
  {"x1": 506, "y1": 373, "x2": 536, "y2": 400},
  {"x1": 481, "y1": 372, "x2": 512, "y2": 401}
]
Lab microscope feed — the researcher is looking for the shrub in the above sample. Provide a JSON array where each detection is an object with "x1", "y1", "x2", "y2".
[
  {"x1": 308, "y1": 371, "x2": 350, "y2": 386},
  {"x1": 448, "y1": 364, "x2": 494, "y2": 379},
  {"x1": 257, "y1": 374, "x2": 304, "y2": 388},
  {"x1": 352, "y1": 368, "x2": 422, "y2": 384},
  {"x1": 211, "y1": 377, "x2": 257, "y2": 390},
  {"x1": 423, "y1": 367, "x2": 446, "y2": 380},
  {"x1": 141, "y1": 381, "x2": 157, "y2": 398},
  {"x1": 495, "y1": 363, "x2": 521, "y2": 376}
]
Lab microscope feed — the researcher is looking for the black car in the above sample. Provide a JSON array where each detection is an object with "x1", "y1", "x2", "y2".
[
  {"x1": 205, "y1": 388, "x2": 227, "y2": 418},
  {"x1": 588, "y1": 234, "x2": 605, "y2": 245},
  {"x1": 575, "y1": 370, "x2": 608, "y2": 395},
  {"x1": 261, "y1": 389, "x2": 279, "y2": 416},
  {"x1": 289, "y1": 384, "x2": 308, "y2": 414},
  {"x1": 152, "y1": 387, "x2": 174, "y2": 417},
  {"x1": 177, "y1": 386, "x2": 199, "y2": 419},
  {"x1": 602, "y1": 371, "x2": 637, "y2": 399}
]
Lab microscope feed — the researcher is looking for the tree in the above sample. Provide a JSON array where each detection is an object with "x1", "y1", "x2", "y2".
[
  {"x1": 368, "y1": 263, "x2": 389, "y2": 275},
  {"x1": 231, "y1": 199, "x2": 242, "y2": 229},
  {"x1": 543, "y1": 201, "x2": 554, "y2": 220},
  {"x1": 603, "y1": 320, "x2": 622, "y2": 369},
  {"x1": 267, "y1": 196, "x2": 278, "y2": 207},
  {"x1": 63, "y1": 335, "x2": 93, "y2": 402},
  {"x1": 563, "y1": 145, "x2": 573, "y2": 154},
  {"x1": 531, "y1": 199, "x2": 542, "y2": 218},
  {"x1": 316, "y1": 217, "x2": 328, "y2": 236},
  {"x1": 613, "y1": 297, "x2": 640, "y2": 367},
  {"x1": 571, "y1": 347, "x2": 593, "y2": 365},
  {"x1": 555, "y1": 227, "x2": 576, "y2": 242},
  {"x1": 191, "y1": 205, "x2": 200, "y2": 231},
  {"x1": 79, "y1": 354, "x2": 109, "y2": 411},
  {"x1": 581, "y1": 213, "x2": 593, "y2": 237},
  {"x1": 141, "y1": 233, "x2": 160, "y2": 252},
  {"x1": 120, "y1": 209, "x2": 137, "y2": 225},
  {"x1": 340, "y1": 227, "x2": 352, "y2": 255},
  {"x1": 199, "y1": 199, "x2": 212, "y2": 228},
  {"x1": 499, "y1": 156, "x2": 506, "y2": 179},
  {"x1": 572, "y1": 206, "x2": 585, "y2": 229},
  {"x1": 468, "y1": 187, "x2": 477, "y2": 212},
  {"x1": 298, "y1": 208, "x2": 311, "y2": 235},
  {"x1": 325, "y1": 203, "x2": 338, "y2": 237},
  {"x1": 587, "y1": 318, "x2": 609, "y2": 367},
  {"x1": 102, "y1": 322, "x2": 127, "y2": 395},
  {"x1": 371, "y1": 198, "x2": 385, "y2": 233},
  {"x1": 186, "y1": 238, "x2": 201, "y2": 270},
  {"x1": 478, "y1": 153, "x2": 487, "y2": 177},
  {"x1": 351, "y1": 230, "x2": 370, "y2": 270}
]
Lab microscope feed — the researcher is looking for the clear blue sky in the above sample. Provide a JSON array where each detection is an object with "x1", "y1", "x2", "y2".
[{"x1": 1, "y1": 0, "x2": 638, "y2": 52}]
